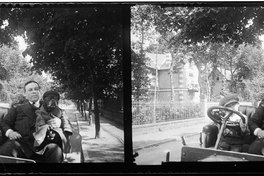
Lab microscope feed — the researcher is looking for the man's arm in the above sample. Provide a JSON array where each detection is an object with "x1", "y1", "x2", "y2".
[
  {"x1": 248, "y1": 105, "x2": 264, "y2": 136},
  {"x1": 0, "y1": 107, "x2": 17, "y2": 136}
]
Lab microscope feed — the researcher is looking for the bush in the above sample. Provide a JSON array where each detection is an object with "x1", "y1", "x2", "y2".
[
  {"x1": 132, "y1": 104, "x2": 153, "y2": 125},
  {"x1": 132, "y1": 101, "x2": 202, "y2": 125},
  {"x1": 0, "y1": 90, "x2": 9, "y2": 103}
]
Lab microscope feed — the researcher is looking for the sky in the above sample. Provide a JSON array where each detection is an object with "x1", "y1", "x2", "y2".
[
  {"x1": 15, "y1": 36, "x2": 32, "y2": 63},
  {"x1": 15, "y1": 36, "x2": 27, "y2": 51},
  {"x1": 259, "y1": 35, "x2": 264, "y2": 49}
]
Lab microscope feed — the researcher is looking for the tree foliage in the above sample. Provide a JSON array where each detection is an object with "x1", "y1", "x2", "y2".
[
  {"x1": 131, "y1": 5, "x2": 157, "y2": 51},
  {"x1": 0, "y1": 45, "x2": 51, "y2": 103},
  {"x1": 131, "y1": 5, "x2": 155, "y2": 101},
  {"x1": 132, "y1": 4, "x2": 264, "y2": 101},
  {"x1": 131, "y1": 50, "x2": 150, "y2": 101},
  {"x1": 236, "y1": 44, "x2": 264, "y2": 101},
  {"x1": 153, "y1": 5, "x2": 264, "y2": 45}
]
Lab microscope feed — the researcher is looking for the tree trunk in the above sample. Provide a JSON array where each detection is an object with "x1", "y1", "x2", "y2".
[
  {"x1": 169, "y1": 52, "x2": 175, "y2": 116},
  {"x1": 196, "y1": 63, "x2": 204, "y2": 100},
  {"x1": 84, "y1": 100, "x2": 88, "y2": 121},
  {"x1": 153, "y1": 53, "x2": 158, "y2": 124},
  {"x1": 169, "y1": 52, "x2": 175, "y2": 103},
  {"x1": 88, "y1": 97, "x2": 93, "y2": 125},
  {"x1": 80, "y1": 100, "x2": 84, "y2": 117},
  {"x1": 93, "y1": 87, "x2": 100, "y2": 138},
  {"x1": 77, "y1": 100, "x2": 80, "y2": 111},
  {"x1": 210, "y1": 66, "x2": 217, "y2": 100},
  {"x1": 205, "y1": 65, "x2": 211, "y2": 102},
  {"x1": 88, "y1": 62, "x2": 100, "y2": 138}
]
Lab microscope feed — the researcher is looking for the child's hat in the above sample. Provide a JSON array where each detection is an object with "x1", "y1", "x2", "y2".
[{"x1": 219, "y1": 94, "x2": 239, "y2": 107}]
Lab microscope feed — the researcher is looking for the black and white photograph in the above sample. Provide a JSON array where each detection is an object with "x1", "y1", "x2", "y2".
[
  {"x1": 0, "y1": 2, "x2": 125, "y2": 172},
  {"x1": 131, "y1": 2, "x2": 264, "y2": 170},
  {"x1": 1, "y1": 0, "x2": 264, "y2": 174}
]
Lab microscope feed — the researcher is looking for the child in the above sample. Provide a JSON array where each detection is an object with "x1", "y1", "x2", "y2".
[{"x1": 218, "y1": 94, "x2": 250, "y2": 152}]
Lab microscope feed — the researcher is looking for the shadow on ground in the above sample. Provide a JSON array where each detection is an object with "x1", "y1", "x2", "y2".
[
  {"x1": 85, "y1": 142, "x2": 124, "y2": 162},
  {"x1": 80, "y1": 122, "x2": 124, "y2": 163},
  {"x1": 64, "y1": 107, "x2": 124, "y2": 163}
]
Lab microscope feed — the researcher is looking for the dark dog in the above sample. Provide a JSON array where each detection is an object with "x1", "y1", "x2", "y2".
[
  {"x1": 41, "y1": 90, "x2": 62, "y2": 140},
  {"x1": 42, "y1": 90, "x2": 60, "y2": 115},
  {"x1": 33, "y1": 90, "x2": 63, "y2": 151}
]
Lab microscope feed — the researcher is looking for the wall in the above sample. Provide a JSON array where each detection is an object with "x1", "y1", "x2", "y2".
[
  {"x1": 151, "y1": 60, "x2": 201, "y2": 103},
  {"x1": 158, "y1": 69, "x2": 170, "y2": 89},
  {"x1": 158, "y1": 90, "x2": 171, "y2": 102}
]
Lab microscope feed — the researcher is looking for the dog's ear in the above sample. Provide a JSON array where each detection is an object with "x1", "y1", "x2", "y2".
[
  {"x1": 51, "y1": 107, "x2": 62, "y2": 117},
  {"x1": 39, "y1": 99, "x2": 44, "y2": 106}
]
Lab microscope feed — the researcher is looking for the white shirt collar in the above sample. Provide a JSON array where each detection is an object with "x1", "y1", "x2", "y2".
[{"x1": 30, "y1": 100, "x2": 40, "y2": 108}]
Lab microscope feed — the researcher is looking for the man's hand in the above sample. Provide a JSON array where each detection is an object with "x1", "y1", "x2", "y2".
[
  {"x1": 47, "y1": 118, "x2": 61, "y2": 128},
  {"x1": 257, "y1": 130, "x2": 264, "y2": 139},
  {"x1": 8, "y1": 131, "x2": 22, "y2": 140}
]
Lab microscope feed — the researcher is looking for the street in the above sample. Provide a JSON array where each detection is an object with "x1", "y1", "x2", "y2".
[{"x1": 134, "y1": 133, "x2": 201, "y2": 165}]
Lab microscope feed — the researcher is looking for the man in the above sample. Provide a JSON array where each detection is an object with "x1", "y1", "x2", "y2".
[
  {"x1": 248, "y1": 99, "x2": 264, "y2": 155},
  {"x1": 0, "y1": 80, "x2": 72, "y2": 163}
]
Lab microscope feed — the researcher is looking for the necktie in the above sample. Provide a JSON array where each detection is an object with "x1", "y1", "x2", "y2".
[{"x1": 32, "y1": 102, "x2": 38, "y2": 110}]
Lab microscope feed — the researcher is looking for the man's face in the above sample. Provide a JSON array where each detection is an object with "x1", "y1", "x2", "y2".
[{"x1": 24, "y1": 82, "x2": 40, "y2": 103}]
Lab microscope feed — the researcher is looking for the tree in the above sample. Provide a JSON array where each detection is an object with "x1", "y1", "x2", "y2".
[
  {"x1": 131, "y1": 5, "x2": 157, "y2": 52},
  {"x1": 0, "y1": 44, "x2": 52, "y2": 103},
  {"x1": 133, "y1": 5, "x2": 189, "y2": 102},
  {"x1": 236, "y1": 44, "x2": 264, "y2": 101},
  {"x1": 2, "y1": 6, "x2": 124, "y2": 138},
  {"x1": 148, "y1": 5, "x2": 264, "y2": 100},
  {"x1": 131, "y1": 5, "x2": 155, "y2": 102},
  {"x1": 131, "y1": 50, "x2": 150, "y2": 101},
  {"x1": 0, "y1": 8, "x2": 17, "y2": 47}
]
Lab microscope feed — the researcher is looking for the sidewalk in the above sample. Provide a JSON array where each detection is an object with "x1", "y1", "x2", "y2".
[
  {"x1": 63, "y1": 104, "x2": 210, "y2": 162},
  {"x1": 133, "y1": 117, "x2": 211, "y2": 151},
  {"x1": 65, "y1": 108, "x2": 124, "y2": 163}
]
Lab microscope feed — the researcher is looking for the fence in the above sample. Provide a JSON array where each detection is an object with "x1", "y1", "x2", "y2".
[
  {"x1": 132, "y1": 101, "x2": 203, "y2": 125},
  {"x1": 132, "y1": 100, "x2": 253, "y2": 125}
]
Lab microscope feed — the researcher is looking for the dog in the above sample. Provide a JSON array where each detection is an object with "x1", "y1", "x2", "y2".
[
  {"x1": 42, "y1": 91, "x2": 60, "y2": 116},
  {"x1": 33, "y1": 90, "x2": 65, "y2": 153}
]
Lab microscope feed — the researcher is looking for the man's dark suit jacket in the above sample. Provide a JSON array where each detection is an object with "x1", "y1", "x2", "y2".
[
  {"x1": 248, "y1": 104, "x2": 264, "y2": 134},
  {"x1": 0, "y1": 102, "x2": 37, "y2": 157},
  {"x1": 0, "y1": 102, "x2": 72, "y2": 158}
]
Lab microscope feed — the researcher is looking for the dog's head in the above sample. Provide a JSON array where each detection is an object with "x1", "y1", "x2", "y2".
[{"x1": 42, "y1": 90, "x2": 60, "y2": 113}]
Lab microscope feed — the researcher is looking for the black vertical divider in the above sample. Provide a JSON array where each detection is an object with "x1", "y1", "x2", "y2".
[{"x1": 122, "y1": 4, "x2": 134, "y2": 168}]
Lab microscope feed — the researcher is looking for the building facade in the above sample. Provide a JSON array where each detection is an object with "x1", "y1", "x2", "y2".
[{"x1": 146, "y1": 53, "x2": 200, "y2": 103}]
